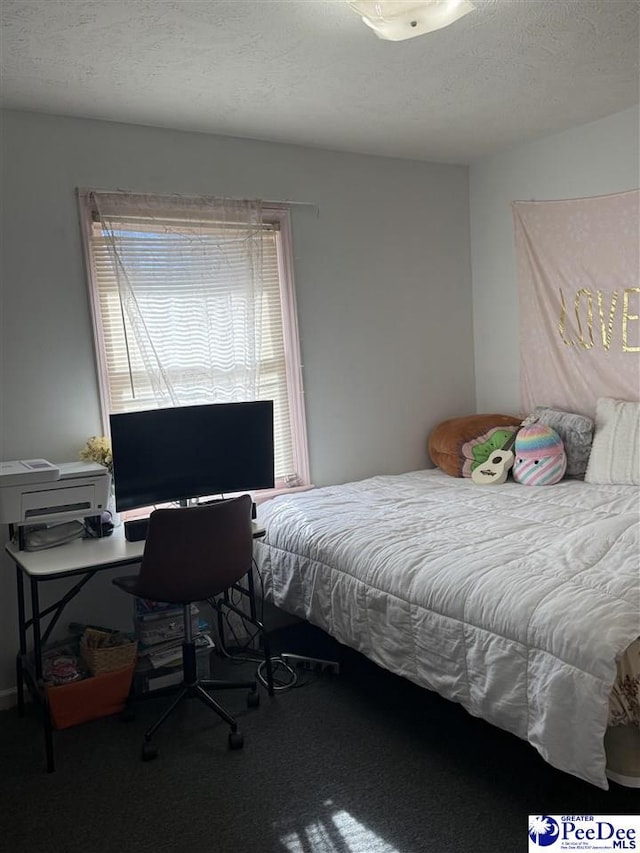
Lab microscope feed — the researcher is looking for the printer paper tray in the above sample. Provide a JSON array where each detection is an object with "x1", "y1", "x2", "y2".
[{"x1": 22, "y1": 483, "x2": 96, "y2": 522}]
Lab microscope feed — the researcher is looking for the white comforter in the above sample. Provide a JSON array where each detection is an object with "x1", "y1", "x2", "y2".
[{"x1": 254, "y1": 470, "x2": 640, "y2": 789}]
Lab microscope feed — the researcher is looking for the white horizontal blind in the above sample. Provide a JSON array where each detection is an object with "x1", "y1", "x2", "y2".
[{"x1": 87, "y1": 210, "x2": 296, "y2": 484}]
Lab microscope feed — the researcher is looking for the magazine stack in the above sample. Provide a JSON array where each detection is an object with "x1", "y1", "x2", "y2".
[{"x1": 132, "y1": 598, "x2": 214, "y2": 694}]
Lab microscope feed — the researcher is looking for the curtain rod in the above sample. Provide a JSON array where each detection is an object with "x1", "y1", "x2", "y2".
[
  {"x1": 77, "y1": 187, "x2": 319, "y2": 214},
  {"x1": 269, "y1": 198, "x2": 318, "y2": 210}
]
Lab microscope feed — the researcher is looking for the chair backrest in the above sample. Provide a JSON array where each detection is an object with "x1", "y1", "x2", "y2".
[{"x1": 135, "y1": 494, "x2": 254, "y2": 604}]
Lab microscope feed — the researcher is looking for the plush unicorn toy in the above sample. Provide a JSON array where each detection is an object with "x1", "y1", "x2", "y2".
[{"x1": 512, "y1": 423, "x2": 567, "y2": 486}]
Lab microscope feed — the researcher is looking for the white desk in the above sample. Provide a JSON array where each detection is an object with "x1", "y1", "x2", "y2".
[
  {"x1": 5, "y1": 519, "x2": 268, "y2": 772},
  {"x1": 6, "y1": 520, "x2": 265, "y2": 578}
]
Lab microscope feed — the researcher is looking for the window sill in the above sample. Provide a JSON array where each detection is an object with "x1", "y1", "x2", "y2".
[
  {"x1": 253, "y1": 484, "x2": 315, "y2": 505},
  {"x1": 119, "y1": 483, "x2": 314, "y2": 521}
]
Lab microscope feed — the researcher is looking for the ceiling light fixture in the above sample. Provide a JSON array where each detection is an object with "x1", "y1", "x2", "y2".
[{"x1": 347, "y1": 0, "x2": 475, "y2": 41}]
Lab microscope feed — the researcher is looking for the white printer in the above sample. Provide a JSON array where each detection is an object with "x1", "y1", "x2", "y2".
[{"x1": 0, "y1": 459, "x2": 111, "y2": 527}]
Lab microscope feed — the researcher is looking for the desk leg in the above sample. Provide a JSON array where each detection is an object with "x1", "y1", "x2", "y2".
[
  {"x1": 30, "y1": 579, "x2": 55, "y2": 773},
  {"x1": 15, "y1": 566, "x2": 26, "y2": 716},
  {"x1": 31, "y1": 578, "x2": 43, "y2": 681},
  {"x1": 260, "y1": 628, "x2": 275, "y2": 697},
  {"x1": 215, "y1": 596, "x2": 275, "y2": 698},
  {"x1": 43, "y1": 697, "x2": 55, "y2": 773},
  {"x1": 245, "y1": 570, "x2": 274, "y2": 696},
  {"x1": 246, "y1": 568, "x2": 258, "y2": 622}
]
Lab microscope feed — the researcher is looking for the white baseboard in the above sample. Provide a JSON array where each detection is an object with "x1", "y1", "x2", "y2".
[{"x1": 0, "y1": 687, "x2": 18, "y2": 711}]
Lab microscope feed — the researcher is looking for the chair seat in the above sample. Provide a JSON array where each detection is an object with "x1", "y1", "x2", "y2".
[
  {"x1": 112, "y1": 574, "x2": 179, "y2": 604},
  {"x1": 113, "y1": 572, "x2": 209, "y2": 604}
]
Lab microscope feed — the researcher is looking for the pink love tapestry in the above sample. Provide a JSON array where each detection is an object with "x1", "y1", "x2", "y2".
[{"x1": 512, "y1": 190, "x2": 640, "y2": 418}]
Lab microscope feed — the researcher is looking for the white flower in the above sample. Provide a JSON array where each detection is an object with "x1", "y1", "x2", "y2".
[{"x1": 80, "y1": 436, "x2": 113, "y2": 475}]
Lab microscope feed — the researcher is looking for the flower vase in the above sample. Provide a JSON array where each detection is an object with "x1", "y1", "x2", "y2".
[{"x1": 107, "y1": 489, "x2": 121, "y2": 528}]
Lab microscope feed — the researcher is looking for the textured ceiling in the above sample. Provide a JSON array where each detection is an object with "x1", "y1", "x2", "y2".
[{"x1": 1, "y1": 0, "x2": 639, "y2": 164}]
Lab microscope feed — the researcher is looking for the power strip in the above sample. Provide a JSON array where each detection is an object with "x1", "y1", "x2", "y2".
[{"x1": 280, "y1": 653, "x2": 340, "y2": 675}]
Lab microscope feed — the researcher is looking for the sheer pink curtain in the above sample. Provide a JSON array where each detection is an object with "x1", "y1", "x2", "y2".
[{"x1": 80, "y1": 190, "x2": 310, "y2": 490}]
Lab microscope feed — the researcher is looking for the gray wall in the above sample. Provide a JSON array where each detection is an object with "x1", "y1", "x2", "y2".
[
  {"x1": 470, "y1": 105, "x2": 640, "y2": 414},
  {"x1": 0, "y1": 110, "x2": 475, "y2": 698},
  {"x1": 5, "y1": 105, "x2": 636, "y2": 701}
]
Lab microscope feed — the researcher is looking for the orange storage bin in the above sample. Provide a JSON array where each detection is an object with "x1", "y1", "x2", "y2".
[{"x1": 46, "y1": 664, "x2": 135, "y2": 730}]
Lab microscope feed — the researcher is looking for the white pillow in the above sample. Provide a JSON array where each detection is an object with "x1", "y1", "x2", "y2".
[{"x1": 585, "y1": 398, "x2": 640, "y2": 485}]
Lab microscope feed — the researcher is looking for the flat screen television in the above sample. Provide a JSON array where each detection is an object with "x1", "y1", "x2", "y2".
[{"x1": 109, "y1": 401, "x2": 274, "y2": 512}]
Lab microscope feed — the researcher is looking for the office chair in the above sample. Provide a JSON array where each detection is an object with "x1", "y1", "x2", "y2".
[{"x1": 112, "y1": 494, "x2": 260, "y2": 761}]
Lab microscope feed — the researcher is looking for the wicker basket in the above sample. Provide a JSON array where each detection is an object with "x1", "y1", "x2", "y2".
[{"x1": 80, "y1": 631, "x2": 138, "y2": 676}]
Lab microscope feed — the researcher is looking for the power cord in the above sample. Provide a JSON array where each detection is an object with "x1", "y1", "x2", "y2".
[
  {"x1": 209, "y1": 561, "x2": 307, "y2": 691},
  {"x1": 212, "y1": 610, "x2": 301, "y2": 691}
]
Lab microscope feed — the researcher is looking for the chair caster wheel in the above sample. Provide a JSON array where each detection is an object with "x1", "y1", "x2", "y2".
[
  {"x1": 228, "y1": 731, "x2": 244, "y2": 750},
  {"x1": 141, "y1": 742, "x2": 158, "y2": 761},
  {"x1": 247, "y1": 690, "x2": 260, "y2": 708}
]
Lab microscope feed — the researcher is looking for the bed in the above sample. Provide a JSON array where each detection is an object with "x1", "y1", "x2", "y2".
[{"x1": 254, "y1": 468, "x2": 640, "y2": 790}]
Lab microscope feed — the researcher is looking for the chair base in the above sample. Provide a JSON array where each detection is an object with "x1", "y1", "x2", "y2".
[{"x1": 140, "y1": 671, "x2": 259, "y2": 759}]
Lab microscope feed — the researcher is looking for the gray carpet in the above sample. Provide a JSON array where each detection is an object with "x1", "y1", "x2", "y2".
[{"x1": 1, "y1": 632, "x2": 637, "y2": 853}]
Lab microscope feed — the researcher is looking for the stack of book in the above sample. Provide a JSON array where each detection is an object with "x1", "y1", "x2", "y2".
[{"x1": 132, "y1": 598, "x2": 214, "y2": 694}]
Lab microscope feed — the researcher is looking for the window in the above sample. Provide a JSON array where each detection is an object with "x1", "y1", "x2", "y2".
[{"x1": 79, "y1": 190, "x2": 309, "y2": 490}]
